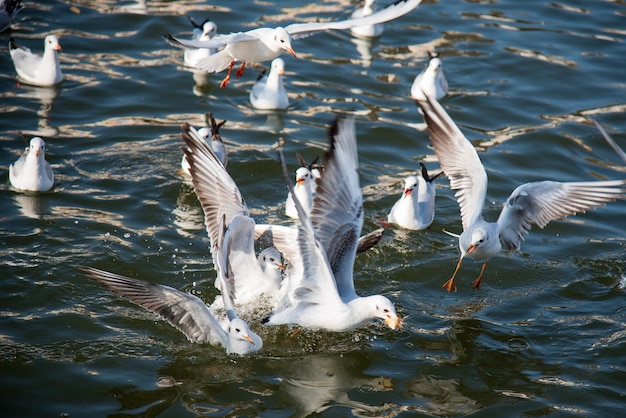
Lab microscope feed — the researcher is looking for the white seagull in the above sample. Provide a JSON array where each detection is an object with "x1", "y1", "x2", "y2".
[
  {"x1": 180, "y1": 122, "x2": 285, "y2": 310},
  {"x1": 285, "y1": 165, "x2": 315, "y2": 219},
  {"x1": 411, "y1": 52, "x2": 448, "y2": 101},
  {"x1": 249, "y1": 58, "x2": 289, "y2": 110},
  {"x1": 262, "y1": 117, "x2": 402, "y2": 331},
  {"x1": 9, "y1": 35, "x2": 63, "y2": 87},
  {"x1": 82, "y1": 260, "x2": 262, "y2": 355},
  {"x1": 416, "y1": 93, "x2": 626, "y2": 292},
  {"x1": 9, "y1": 136, "x2": 54, "y2": 192},
  {"x1": 181, "y1": 112, "x2": 227, "y2": 176},
  {"x1": 163, "y1": 0, "x2": 422, "y2": 87},
  {"x1": 0, "y1": 0, "x2": 22, "y2": 32},
  {"x1": 387, "y1": 162, "x2": 442, "y2": 230},
  {"x1": 350, "y1": 0, "x2": 384, "y2": 39},
  {"x1": 592, "y1": 118, "x2": 626, "y2": 164},
  {"x1": 183, "y1": 17, "x2": 218, "y2": 69}
]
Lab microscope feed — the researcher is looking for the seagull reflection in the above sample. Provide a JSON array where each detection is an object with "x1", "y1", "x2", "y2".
[
  {"x1": 12, "y1": 193, "x2": 50, "y2": 219},
  {"x1": 172, "y1": 184, "x2": 205, "y2": 239},
  {"x1": 16, "y1": 84, "x2": 61, "y2": 137},
  {"x1": 350, "y1": 36, "x2": 377, "y2": 68},
  {"x1": 276, "y1": 352, "x2": 395, "y2": 417}
]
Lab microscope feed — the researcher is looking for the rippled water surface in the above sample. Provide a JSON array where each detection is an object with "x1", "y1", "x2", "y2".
[{"x1": 1, "y1": 0, "x2": 625, "y2": 417}]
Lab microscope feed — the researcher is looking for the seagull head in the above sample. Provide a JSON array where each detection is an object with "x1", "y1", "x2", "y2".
[
  {"x1": 228, "y1": 318, "x2": 256, "y2": 346},
  {"x1": 202, "y1": 21, "x2": 218, "y2": 39},
  {"x1": 295, "y1": 166, "x2": 312, "y2": 188},
  {"x1": 258, "y1": 247, "x2": 286, "y2": 273},
  {"x1": 403, "y1": 176, "x2": 418, "y2": 197},
  {"x1": 30, "y1": 137, "x2": 46, "y2": 158},
  {"x1": 373, "y1": 296, "x2": 402, "y2": 330},
  {"x1": 272, "y1": 58, "x2": 286, "y2": 75},
  {"x1": 45, "y1": 35, "x2": 62, "y2": 51},
  {"x1": 272, "y1": 27, "x2": 296, "y2": 58}
]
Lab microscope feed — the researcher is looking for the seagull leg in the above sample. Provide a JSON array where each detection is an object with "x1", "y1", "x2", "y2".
[
  {"x1": 235, "y1": 62, "x2": 246, "y2": 78},
  {"x1": 442, "y1": 257, "x2": 464, "y2": 292},
  {"x1": 219, "y1": 60, "x2": 236, "y2": 88},
  {"x1": 471, "y1": 262, "x2": 488, "y2": 290}
]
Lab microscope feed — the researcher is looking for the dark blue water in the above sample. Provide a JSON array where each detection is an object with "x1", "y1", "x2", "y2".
[{"x1": 1, "y1": 0, "x2": 625, "y2": 416}]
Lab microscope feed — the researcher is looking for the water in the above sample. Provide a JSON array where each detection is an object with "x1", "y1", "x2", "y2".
[{"x1": 1, "y1": 0, "x2": 625, "y2": 416}]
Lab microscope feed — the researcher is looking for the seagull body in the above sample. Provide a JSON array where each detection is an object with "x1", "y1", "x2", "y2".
[
  {"x1": 350, "y1": 0, "x2": 384, "y2": 39},
  {"x1": 387, "y1": 163, "x2": 440, "y2": 230},
  {"x1": 263, "y1": 117, "x2": 402, "y2": 331},
  {"x1": 180, "y1": 123, "x2": 285, "y2": 311},
  {"x1": 82, "y1": 264, "x2": 262, "y2": 355},
  {"x1": 9, "y1": 136, "x2": 54, "y2": 192},
  {"x1": 164, "y1": 0, "x2": 422, "y2": 87},
  {"x1": 411, "y1": 53, "x2": 448, "y2": 101},
  {"x1": 285, "y1": 166, "x2": 315, "y2": 219},
  {"x1": 416, "y1": 94, "x2": 626, "y2": 292},
  {"x1": 183, "y1": 17, "x2": 218, "y2": 69},
  {"x1": 0, "y1": 0, "x2": 22, "y2": 32},
  {"x1": 250, "y1": 58, "x2": 289, "y2": 110},
  {"x1": 9, "y1": 35, "x2": 63, "y2": 87},
  {"x1": 181, "y1": 113, "x2": 227, "y2": 176}
]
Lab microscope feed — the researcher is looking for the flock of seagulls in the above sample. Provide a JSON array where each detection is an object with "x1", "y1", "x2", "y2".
[{"x1": 6, "y1": 0, "x2": 626, "y2": 356}]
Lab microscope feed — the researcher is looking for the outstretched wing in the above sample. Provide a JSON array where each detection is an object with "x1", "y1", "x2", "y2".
[
  {"x1": 309, "y1": 117, "x2": 363, "y2": 301},
  {"x1": 285, "y1": 0, "x2": 421, "y2": 40},
  {"x1": 82, "y1": 266, "x2": 227, "y2": 346},
  {"x1": 497, "y1": 180, "x2": 626, "y2": 251},
  {"x1": 416, "y1": 94, "x2": 488, "y2": 231}
]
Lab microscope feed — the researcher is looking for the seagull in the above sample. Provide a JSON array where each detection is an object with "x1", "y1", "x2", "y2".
[
  {"x1": 9, "y1": 35, "x2": 63, "y2": 87},
  {"x1": 350, "y1": 0, "x2": 384, "y2": 39},
  {"x1": 262, "y1": 117, "x2": 402, "y2": 331},
  {"x1": 416, "y1": 93, "x2": 626, "y2": 292},
  {"x1": 163, "y1": 0, "x2": 422, "y2": 88},
  {"x1": 181, "y1": 112, "x2": 227, "y2": 176},
  {"x1": 387, "y1": 163, "x2": 442, "y2": 230},
  {"x1": 180, "y1": 122, "x2": 285, "y2": 310},
  {"x1": 183, "y1": 17, "x2": 218, "y2": 69},
  {"x1": 81, "y1": 256, "x2": 263, "y2": 355},
  {"x1": 592, "y1": 118, "x2": 626, "y2": 164},
  {"x1": 285, "y1": 166, "x2": 315, "y2": 219},
  {"x1": 249, "y1": 58, "x2": 289, "y2": 110},
  {"x1": 410, "y1": 52, "x2": 448, "y2": 101},
  {"x1": 0, "y1": 0, "x2": 22, "y2": 32},
  {"x1": 9, "y1": 136, "x2": 54, "y2": 192}
]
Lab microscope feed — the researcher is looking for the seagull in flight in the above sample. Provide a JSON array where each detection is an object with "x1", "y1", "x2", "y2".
[
  {"x1": 416, "y1": 93, "x2": 626, "y2": 292},
  {"x1": 163, "y1": 0, "x2": 422, "y2": 88}
]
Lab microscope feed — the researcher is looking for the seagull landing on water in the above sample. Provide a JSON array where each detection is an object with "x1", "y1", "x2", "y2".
[
  {"x1": 416, "y1": 92, "x2": 626, "y2": 292},
  {"x1": 163, "y1": 0, "x2": 422, "y2": 88}
]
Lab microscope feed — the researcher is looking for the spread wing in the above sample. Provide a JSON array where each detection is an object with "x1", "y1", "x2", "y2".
[
  {"x1": 82, "y1": 266, "x2": 227, "y2": 346},
  {"x1": 285, "y1": 0, "x2": 421, "y2": 40},
  {"x1": 416, "y1": 94, "x2": 488, "y2": 231},
  {"x1": 181, "y1": 123, "x2": 247, "y2": 247},
  {"x1": 497, "y1": 180, "x2": 626, "y2": 251},
  {"x1": 309, "y1": 117, "x2": 363, "y2": 301}
]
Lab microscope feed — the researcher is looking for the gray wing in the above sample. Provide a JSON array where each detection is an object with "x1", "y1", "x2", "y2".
[
  {"x1": 9, "y1": 38, "x2": 39, "y2": 81},
  {"x1": 497, "y1": 180, "x2": 626, "y2": 251},
  {"x1": 285, "y1": 0, "x2": 422, "y2": 40},
  {"x1": 356, "y1": 228, "x2": 385, "y2": 253},
  {"x1": 82, "y1": 266, "x2": 227, "y2": 347},
  {"x1": 9, "y1": 151, "x2": 27, "y2": 178},
  {"x1": 181, "y1": 122, "x2": 248, "y2": 247},
  {"x1": 163, "y1": 30, "x2": 254, "y2": 50},
  {"x1": 592, "y1": 118, "x2": 626, "y2": 164},
  {"x1": 309, "y1": 117, "x2": 363, "y2": 300},
  {"x1": 416, "y1": 94, "x2": 488, "y2": 231}
]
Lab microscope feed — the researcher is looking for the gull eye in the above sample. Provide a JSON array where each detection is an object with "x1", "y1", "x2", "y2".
[
  {"x1": 235, "y1": 328, "x2": 241, "y2": 333},
  {"x1": 384, "y1": 308, "x2": 390, "y2": 313}
]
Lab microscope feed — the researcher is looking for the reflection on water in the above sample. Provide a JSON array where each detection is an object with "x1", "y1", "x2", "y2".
[
  {"x1": 12, "y1": 193, "x2": 50, "y2": 219},
  {"x1": 15, "y1": 84, "x2": 61, "y2": 137}
]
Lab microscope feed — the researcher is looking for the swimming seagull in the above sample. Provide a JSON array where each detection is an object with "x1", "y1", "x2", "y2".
[
  {"x1": 387, "y1": 163, "x2": 442, "y2": 230},
  {"x1": 181, "y1": 122, "x2": 285, "y2": 310},
  {"x1": 592, "y1": 118, "x2": 626, "y2": 164},
  {"x1": 0, "y1": 0, "x2": 22, "y2": 32},
  {"x1": 250, "y1": 58, "x2": 289, "y2": 110},
  {"x1": 181, "y1": 112, "x2": 227, "y2": 176},
  {"x1": 9, "y1": 35, "x2": 63, "y2": 87},
  {"x1": 81, "y1": 248, "x2": 263, "y2": 355},
  {"x1": 9, "y1": 136, "x2": 54, "y2": 192},
  {"x1": 163, "y1": 0, "x2": 422, "y2": 88},
  {"x1": 285, "y1": 165, "x2": 315, "y2": 219},
  {"x1": 183, "y1": 17, "x2": 218, "y2": 69},
  {"x1": 416, "y1": 93, "x2": 626, "y2": 292},
  {"x1": 263, "y1": 117, "x2": 402, "y2": 331},
  {"x1": 350, "y1": 0, "x2": 384, "y2": 39},
  {"x1": 411, "y1": 51, "x2": 448, "y2": 101}
]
